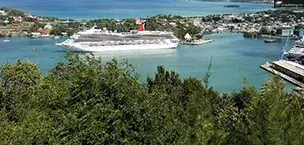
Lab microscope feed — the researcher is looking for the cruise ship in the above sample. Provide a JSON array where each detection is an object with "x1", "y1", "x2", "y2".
[{"x1": 56, "y1": 22, "x2": 179, "y2": 52}]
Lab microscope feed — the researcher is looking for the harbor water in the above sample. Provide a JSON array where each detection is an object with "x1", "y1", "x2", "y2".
[{"x1": 0, "y1": 33, "x2": 294, "y2": 93}]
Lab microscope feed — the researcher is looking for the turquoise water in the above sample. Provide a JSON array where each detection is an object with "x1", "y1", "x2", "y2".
[
  {"x1": 2, "y1": 0, "x2": 272, "y2": 19},
  {"x1": 0, "y1": 33, "x2": 294, "y2": 93}
]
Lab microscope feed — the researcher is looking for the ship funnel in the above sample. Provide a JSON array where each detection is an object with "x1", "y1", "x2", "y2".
[{"x1": 137, "y1": 21, "x2": 147, "y2": 31}]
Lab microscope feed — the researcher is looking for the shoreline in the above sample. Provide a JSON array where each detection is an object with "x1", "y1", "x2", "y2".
[{"x1": 1, "y1": 7, "x2": 303, "y2": 42}]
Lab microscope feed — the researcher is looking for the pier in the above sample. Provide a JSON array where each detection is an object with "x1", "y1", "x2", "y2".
[
  {"x1": 260, "y1": 60, "x2": 304, "y2": 87},
  {"x1": 180, "y1": 39, "x2": 214, "y2": 45}
]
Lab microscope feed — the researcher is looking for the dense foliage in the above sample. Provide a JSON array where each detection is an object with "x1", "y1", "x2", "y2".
[
  {"x1": 0, "y1": 53, "x2": 304, "y2": 144},
  {"x1": 50, "y1": 24, "x2": 76, "y2": 36},
  {"x1": 295, "y1": 24, "x2": 304, "y2": 30},
  {"x1": 30, "y1": 22, "x2": 45, "y2": 32},
  {"x1": 0, "y1": 7, "x2": 24, "y2": 17},
  {"x1": 147, "y1": 15, "x2": 201, "y2": 40}
]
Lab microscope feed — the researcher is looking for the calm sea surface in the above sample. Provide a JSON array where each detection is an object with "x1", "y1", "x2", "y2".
[
  {"x1": 0, "y1": 1, "x2": 293, "y2": 93},
  {"x1": 2, "y1": 0, "x2": 272, "y2": 19}
]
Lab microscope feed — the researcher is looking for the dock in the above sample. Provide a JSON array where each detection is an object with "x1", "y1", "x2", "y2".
[
  {"x1": 260, "y1": 35, "x2": 298, "y2": 40},
  {"x1": 260, "y1": 61, "x2": 304, "y2": 88},
  {"x1": 180, "y1": 39, "x2": 214, "y2": 45}
]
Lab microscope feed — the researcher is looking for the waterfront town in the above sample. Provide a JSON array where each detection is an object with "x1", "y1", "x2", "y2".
[{"x1": 1, "y1": 7, "x2": 304, "y2": 41}]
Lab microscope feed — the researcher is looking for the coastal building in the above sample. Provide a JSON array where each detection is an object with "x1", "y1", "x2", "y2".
[
  {"x1": 3, "y1": 19, "x2": 9, "y2": 24},
  {"x1": 13, "y1": 16, "x2": 22, "y2": 22},
  {"x1": 192, "y1": 18, "x2": 202, "y2": 27},
  {"x1": 41, "y1": 34, "x2": 50, "y2": 37},
  {"x1": 248, "y1": 28, "x2": 259, "y2": 33},
  {"x1": 31, "y1": 32, "x2": 41, "y2": 37},
  {"x1": 38, "y1": 28, "x2": 50, "y2": 35},
  {"x1": 44, "y1": 23, "x2": 53, "y2": 30},
  {"x1": 36, "y1": 17, "x2": 44, "y2": 22},
  {"x1": 294, "y1": 29, "x2": 304, "y2": 37},
  {"x1": 59, "y1": 20, "x2": 70, "y2": 24},
  {"x1": 169, "y1": 22, "x2": 177, "y2": 27},
  {"x1": 24, "y1": 12, "x2": 34, "y2": 18},
  {"x1": 263, "y1": 14, "x2": 269, "y2": 17},
  {"x1": 276, "y1": 26, "x2": 293, "y2": 36},
  {"x1": 0, "y1": 10, "x2": 6, "y2": 16},
  {"x1": 184, "y1": 33, "x2": 192, "y2": 40},
  {"x1": 61, "y1": 32, "x2": 68, "y2": 36},
  {"x1": 212, "y1": 26, "x2": 228, "y2": 33}
]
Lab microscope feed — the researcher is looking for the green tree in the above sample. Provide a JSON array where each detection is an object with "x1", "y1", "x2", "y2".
[
  {"x1": 30, "y1": 22, "x2": 44, "y2": 32},
  {"x1": 0, "y1": 60, "x2": 42, "y2": 122},
  {"x1": 0, "y1": 53, "x2": 304, "y2": 144}
]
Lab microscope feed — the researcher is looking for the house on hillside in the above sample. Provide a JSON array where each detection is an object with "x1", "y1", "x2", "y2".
[
  {"x1": 36, "y1": 17, "x2": 44, "y2": 22},
  {"x1": 169, "y1": 22, "x2": 177, "y2": 27},
  {"x1": 24, "y1": 12, "x2": 34, "y2": 18},
  {"x1": 44, "y1": 23, "x2": 53, "y2": 30},
  {"x1": 3, "y1": 18, "x2": 9, "y2": 24},
  {"x1": 13, "y1": 16, "x2": 22, "y2": 22},
  {"x1": 0, "y1": 10, "x2": 6, "y2": 16}
]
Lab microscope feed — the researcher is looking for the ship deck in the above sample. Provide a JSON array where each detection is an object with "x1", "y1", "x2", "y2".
[{"x1": 74, "y1": 34, "x2": 177, "y2": 42}]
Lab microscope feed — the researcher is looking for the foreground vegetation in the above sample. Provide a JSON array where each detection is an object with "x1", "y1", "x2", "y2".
[{"x1": 0, "y1": 53, "x2": 304, "y2": 144}]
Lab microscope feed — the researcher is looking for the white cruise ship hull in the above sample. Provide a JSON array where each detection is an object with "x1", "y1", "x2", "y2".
[
  {"x1": 56, "y1": 26, "x2": 180, "y2": 52},
  {"x1": 61, "y1": 43, "x2": 179, "y2": 52}
]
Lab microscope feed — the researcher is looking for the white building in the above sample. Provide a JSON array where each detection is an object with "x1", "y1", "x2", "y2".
[
  {"x1": 31, "y1": 32, "x2": 41, "y2": 37},
  {"x1": 61, "y1": 32, "x2": 68, "y2": 36},
  {"x1": 13, "y1": 16, "x2": 22, "y2": 22},
  {"x1": 41, "y1": 34, "x2": 50, "y2": 37},
  {"x1": 193, "y1": 18, "x2": 202, "y2": 27},
  {"x1": 24, "y1": 12, "x2": 34, "y2": 18},
  {"x1": 3, "y1": 19, "x2": 9, "y2": 24},
  {"x1": 184, "y1": 33, "x2": 192, "y2": 40},
  {"x1": 44, "y1": 23, "x2": 53, "y2": 30},
  {"x1": 0, "y1": 10, "x2": 6, "y2": 16},
  {"x1": 169, "y1": 22, "x2": 177, "y2": 27}
]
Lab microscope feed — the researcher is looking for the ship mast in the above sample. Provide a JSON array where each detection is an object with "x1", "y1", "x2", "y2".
[{"x1": 279, "y1": 29, "x2": 291, "y2": 60}]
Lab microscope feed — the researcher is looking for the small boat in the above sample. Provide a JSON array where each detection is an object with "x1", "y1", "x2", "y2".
[
  {"x1": 264, "y1": 39, "x2": 277, "y2": 43},
  {"x1": 2, "y1": 39, "x2": 10, "y2": 43},
  {"x1": 223, "y1": 4, "x2": 240, "y2": 8}
]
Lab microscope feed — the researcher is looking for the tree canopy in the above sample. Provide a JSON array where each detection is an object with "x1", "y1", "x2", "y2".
[{"x1": 0, "y1": 53, "x2": 304, "y2": 144}]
